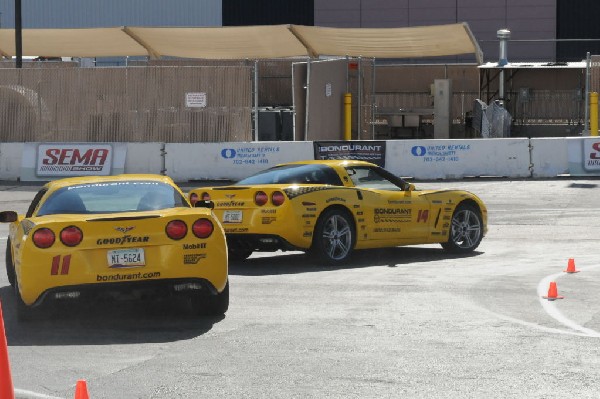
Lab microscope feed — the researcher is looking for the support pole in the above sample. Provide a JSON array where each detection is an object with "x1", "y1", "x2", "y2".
[
  {"x1": 344, "y1": 93, "x2": 352, "y2": 140},
  {"x1": 585, "y1": 52, "x2": 591, "y2": 133},
  {"x1": 591, "y1": 92, "x2": 598, "y2": 136}
]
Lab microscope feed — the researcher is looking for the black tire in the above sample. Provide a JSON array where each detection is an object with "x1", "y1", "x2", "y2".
[
  {"x1": 310, "y1": 208, "x2": 355, "y2": 265},
  {"x1": 228, "y1": 245, "x2": 253, "y2": 262},
  {"x1": 5, "y1": 238, "x2": 15, "y2": 287},
  {"x1": 190, "y1": 281, "x2": 229, "y2": 316},
  {"x1": 441, "y1": 203, "x2": 483, "y2": 253}
]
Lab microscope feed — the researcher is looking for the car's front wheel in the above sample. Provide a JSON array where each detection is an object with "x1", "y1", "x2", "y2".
[
  {"x1": 441, "y1": 203, "x2": 483, "y2": 253},
  {"x1": 310, "y1": 209, "x2": 355, "y2": 265}
]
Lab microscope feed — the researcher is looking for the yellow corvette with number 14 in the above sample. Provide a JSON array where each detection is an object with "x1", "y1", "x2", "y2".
[{"x1": 189, "y1": 160, "x2": 488, "y2": 265}]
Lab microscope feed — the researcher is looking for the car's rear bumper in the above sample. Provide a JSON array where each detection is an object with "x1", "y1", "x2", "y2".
[{"x1": 31, "y1": 277, "x2": 220, "y2": 308}]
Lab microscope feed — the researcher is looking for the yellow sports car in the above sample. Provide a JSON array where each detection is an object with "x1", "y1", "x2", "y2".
[
  {"x1": 1, "y1": 174, "x2": 228, "y2": 320},
  {"x1": 189, "y1": 160, "x2": 487, "y2": 264}
]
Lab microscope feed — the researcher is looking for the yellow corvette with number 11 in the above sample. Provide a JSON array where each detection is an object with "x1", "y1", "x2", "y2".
[{"x1": 1, "y1": 174, "x2": 228, "y2": 320}]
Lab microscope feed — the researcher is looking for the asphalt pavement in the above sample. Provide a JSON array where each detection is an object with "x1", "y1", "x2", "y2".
[{"x1": 0, "y1": 177, "x2": 599, "y2": 399}]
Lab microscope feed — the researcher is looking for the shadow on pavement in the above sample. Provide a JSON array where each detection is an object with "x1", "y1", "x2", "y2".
[
  {"x1": 0, "y1": 286, "x2": 220, "y2": 346},
  {"x1": 230, "y1": 246, "x2": 483, "y2": 276}
]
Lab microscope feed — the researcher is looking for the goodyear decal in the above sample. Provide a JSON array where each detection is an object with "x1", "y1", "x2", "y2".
[
  {"x1": 96, "y1": 236, "x2": 149, "y2": 245},
  {"x1": 216, "y1": 201, "x2": 245, "y2": 207},
  {"x1": 326, "y1": 197, "x2": 346, "y2": 203},
  {"x1": 262, "y1": 217, "x2": 276, "y2": 224}
]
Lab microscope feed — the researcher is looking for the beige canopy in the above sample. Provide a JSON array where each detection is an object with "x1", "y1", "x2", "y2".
[{"x1": 0, "y1": 23, "x2": 483, "y2": 63}]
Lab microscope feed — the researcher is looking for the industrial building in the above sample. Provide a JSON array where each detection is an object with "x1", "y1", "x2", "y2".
[{"x1": 0, "y1": 0, "x2": 598, "y2": 62}]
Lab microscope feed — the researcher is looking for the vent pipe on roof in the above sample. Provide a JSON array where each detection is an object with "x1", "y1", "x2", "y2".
[
  {"x1": 497, "y1": 29, "x2": 511, "y2": 66},
  {"x1": 497, "y1": 29, "x2": 511, "y2": 105}
]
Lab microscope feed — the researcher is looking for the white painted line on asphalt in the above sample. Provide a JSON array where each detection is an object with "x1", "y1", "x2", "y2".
[
  {"x1": 538, "y1": 267, "x2": 600, "y2": 338},
  {"x1": 14, "y1": 388, "x2": 65, "y2": 399},
  {"x1": 474, "y1": 304, "x2": 591, "y2": 337}
]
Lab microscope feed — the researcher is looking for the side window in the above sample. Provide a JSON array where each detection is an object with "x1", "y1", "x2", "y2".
[
  {"x1": 26, "y1": 188, "x2": 48, "y2": 218},
  {"x1": 346, "y1": 167, "x2": 405, "y2": 190}
]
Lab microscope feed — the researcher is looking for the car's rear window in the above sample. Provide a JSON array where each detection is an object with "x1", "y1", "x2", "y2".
[
  {"x1": 236, "y1": 164, "x2": 343, "y2": 186},
  {"x1": 36, "y1": 181, "x2": 189, "y2": 216}
]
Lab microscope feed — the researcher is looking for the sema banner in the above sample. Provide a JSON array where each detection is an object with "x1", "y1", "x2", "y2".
[
  {"x1": 22, "y1": 143, "x2": 127, "y2": 180},
  {"x1": 313, "y1": 141, "x2": 386, "y2": 167}
]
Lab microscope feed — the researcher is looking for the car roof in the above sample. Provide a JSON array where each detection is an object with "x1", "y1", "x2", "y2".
[
  {"x1": 42, "y1": 174, "x2": 177, "y2": 190},
  {"x1": 277, "y1": 160, "x2": 378, "y2": 168}
]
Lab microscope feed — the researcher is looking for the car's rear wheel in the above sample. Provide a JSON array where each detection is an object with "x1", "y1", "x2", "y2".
[
  {"x1": 441, "y1": 203, "x2": 483, "y2": 253},
  {"x1": 310, "y1": 208, "x2": 355, "y2": 265},
  {"x1": 5, "y1": 238, "x2": 15, "y2": 287},
  {"x1": 190, "y1": 281, "x2": 229, "y2": 316}
]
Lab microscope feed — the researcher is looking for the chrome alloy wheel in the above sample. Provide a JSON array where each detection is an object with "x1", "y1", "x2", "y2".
[
  {"x1": 450, "y1": 208, "x2": 482, "y2": 249},
  {"x1": 320, "y1": 214, "x2": 353, "y2": 261}
]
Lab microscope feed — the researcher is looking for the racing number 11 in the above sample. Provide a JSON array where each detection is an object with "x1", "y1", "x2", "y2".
[{"x1": 51, "y1": 255, "x2": 71, "y2": 275}]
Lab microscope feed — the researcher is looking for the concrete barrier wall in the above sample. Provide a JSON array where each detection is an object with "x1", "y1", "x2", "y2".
[
  {"x1": 164, "y1": 142, "x2": 314, "y2": 181},
  {"x1": 0, "y1": 143, "x2": 23, "y2": 180},
  {"x1": 530, "y1": 138, "x2": 569, "y2": 177},
  {"x1": 3, "y1": 137, "x2": 596, "y2": 182},
  {"x1": 125, "y1": 143, "x2": 164, "y2": 175},
  {"x1": 385, "y1": 138, "x2": 532, "y2": 179}
]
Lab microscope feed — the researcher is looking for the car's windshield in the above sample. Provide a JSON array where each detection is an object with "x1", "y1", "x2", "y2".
[
  {"x1": 236, "y1": 164, "x2": 344, "y2": 186},
  {"x1": 36, "y1": 180, "x2": 188, "y2": 216}
]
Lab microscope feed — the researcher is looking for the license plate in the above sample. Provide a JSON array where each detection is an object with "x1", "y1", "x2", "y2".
[
  {"x1": 223, "y1": 210, "x2": 243, "y2": 224},
  {"x1": 108, "y1": 248, "x2": 145, "y2": 268}
]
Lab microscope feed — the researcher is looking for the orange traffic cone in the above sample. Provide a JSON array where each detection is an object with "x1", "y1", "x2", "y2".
[
  {"x1": 564, "y1": 258, "x2": 580, "y2": 273},
  {"x1": 74, "y1": 379, "x2": 90, "y2": 399},
  {"x1": 0, "y1": 300, "x2": 15, "y2": 399},
  {"x1": 542, "y1": 281, "x2": 564, "y2": 300}
]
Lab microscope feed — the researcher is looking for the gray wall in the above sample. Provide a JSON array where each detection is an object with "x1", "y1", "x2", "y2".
[
  {"x1": 314, "y1": 0, "x2": 557, "y2": 63},
  {"x1": 0, "y1": 0, "x2": 222, "y2": 28}
]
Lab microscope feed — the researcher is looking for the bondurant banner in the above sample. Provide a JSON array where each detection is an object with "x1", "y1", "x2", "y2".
[
  {"x1": 313, "y1": 141, "x2": 386, "y2": 167},
  {"x1": 21, "y1": 143, "x2": 127, "y2": 181}
]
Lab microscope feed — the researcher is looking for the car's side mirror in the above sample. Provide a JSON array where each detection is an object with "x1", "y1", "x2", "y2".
[
  {"x1": 405, "y1": 183, "x2": 416, "y2": 192},
  {"x1": 0, "y1": 211, "x2": 18, "y2": 222},
  {"x1": 194, "y1": 200, "x2": 214, "y2": 210}
]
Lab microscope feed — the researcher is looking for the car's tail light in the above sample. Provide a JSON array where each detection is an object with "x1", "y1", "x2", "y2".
[
  {"x1": 202, "y1": 192, "x2": 211, "y2": 201},
  {"x1": 192, "y1": 218, "x2": 214, "y2": 238},
  {"x1": 166, "y1": 220, "x2": 188, "y2": 240},
  {"x1": 271, "y1": 191, "x2": 285, "y2": 206},
  {"x1": 32, "y1": 228, "x2": 55, "y2": 248},
  {"x1": 189, "y1": 193, "x2": 199, "y2": 206},
  {"x1": 60, "y1": 226, "x2": 83, "y2": 247},
  {"x1": 255, "y1": 191, "x2": 268, "y2": 206}
]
